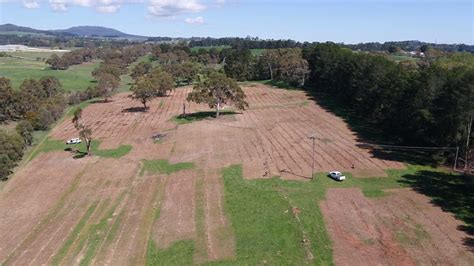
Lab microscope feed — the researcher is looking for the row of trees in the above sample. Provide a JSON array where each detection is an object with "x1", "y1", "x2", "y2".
[
  {"x1": 129, "y1": 44, "x2": 308, "y2": 88},
  {"x1": 0, "y1": 77, "x2": 66, "y2": 129},
  {"x1": 0, "y1": 129, "x2": 26, "y2": 181},
  {"x1": 131, "y1": 69, "x2": 174, "y2": 109},
  {"x1": 0, "y1": 76, "x2": 67, "y2": 180},
  {"x1": 46, "y1": 44, "x2": 152, "y2": 70},
  {"x1": 189, "y1": 37, "x2": 306, "y2": 50},
  {"x1": 344, "y1": 41, "x2": 474, "y2": 54},
  {"x1": 46, "y1": 48, "x2": 96, "y2": 70},
  {"x1": 305, "y1": 43, "x2": 473, "y2": 161},
  {"x1": 221, "y1": 48, "x2": 310, "y2": 87}
]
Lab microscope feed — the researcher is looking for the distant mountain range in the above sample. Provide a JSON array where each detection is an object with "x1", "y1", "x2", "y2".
[{"x1": 0, "y1": 23, "x2": 147, "y2": 39}]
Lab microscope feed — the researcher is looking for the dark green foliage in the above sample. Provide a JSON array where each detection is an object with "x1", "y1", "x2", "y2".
[
  {"x1": 0, "y1": 130, "x2": 25, "y2": 180},
  {"x1": 130, "y1": 69, "x2": 174, "y2": 108},
  {"x1": 305, "y1": 43, "x2": 474, "y2": 155},
  {"x1": 256, "y1": 48, "x2": 309, "y2": 87},
  {"x1": 0, "y1": 77, "x2": 16, "y2": 122},
  {"x1": 163, "y1": 61, "x2": 200, "y2": 86},
  {"x1": 16, "y1": 120, "x2": 34, "y2": 145},
  {"x1": 187, "y1": 71, "x2": 248, "y2": 117},
  {"x1": 39, "y1": 76, "x2": 64, "y2": 98},
  {"x1": 130, "y1": 61, "x2": 152, "y2": 80},
  {"x1": 46, "y1": 48, "x2": 97, "y2": 70},
  {"x1": 223, "y1": 48, "x2": 256, "y2": 81},
  {"x1": 1, "y1": 77, "x2": 66, "y2": 129},
  {"x1": 130, "y1": 78, "x2": 156, "y2": 109}
]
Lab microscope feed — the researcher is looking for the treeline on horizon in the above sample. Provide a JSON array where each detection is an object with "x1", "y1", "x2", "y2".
[
  {"x1": 189, "y1": 38, "x2": 474, "y2": 53},
  {"x1": 1, "y1": 32, "x2": 473, "y2": 54}
]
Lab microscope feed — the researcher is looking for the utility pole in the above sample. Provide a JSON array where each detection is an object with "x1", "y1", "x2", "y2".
[
  {"x1": 308, "y1": 134, "x2": 316, "y2": 180},
  {"x1": 454, "y1": 146, "x2": 459, "y2": 171},
  {"x1": 465, "y1": 116, "x2": 472, "y2": 170}
]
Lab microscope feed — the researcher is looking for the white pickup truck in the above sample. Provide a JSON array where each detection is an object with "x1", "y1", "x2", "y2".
[
  {"x1": 328, "y1": 171, "x2": 346, "y2": 181},
  {"x1": 66, "y1": 138, "x2": 82, "y2": 145}
]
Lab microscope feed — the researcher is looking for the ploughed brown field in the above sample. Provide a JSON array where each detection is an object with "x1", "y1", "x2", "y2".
[{"x1": 0, "y1": 84, "x2": 471, "y2": 265}]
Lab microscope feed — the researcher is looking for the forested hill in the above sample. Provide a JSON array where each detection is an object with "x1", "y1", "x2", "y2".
[
  {"x1": 0, "y1": 24, "x2": 146, "y2": 39},
  {"x1": 54, "y1": 26, "x2": 146, "y2": 39}
]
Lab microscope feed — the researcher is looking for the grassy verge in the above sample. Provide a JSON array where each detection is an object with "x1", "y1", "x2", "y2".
[
  {"x1": 30, "y1": 138, "x2": 132, "y2": 160},
  {"x1": 140, "y1": 159, "x2": 195, "y2": 176}
]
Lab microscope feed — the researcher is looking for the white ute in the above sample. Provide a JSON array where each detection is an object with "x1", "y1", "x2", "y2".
[
  {"x1": 329, "y1": 171, "x2": 346, "y2": 181},
  {"x1": 66, "y1": 138, "x2": 82, "y2": 145}
]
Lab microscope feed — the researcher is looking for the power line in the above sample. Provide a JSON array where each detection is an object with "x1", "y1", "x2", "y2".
[{"x1": 357, "y1": 142, "x2": 458, "y2": 151}]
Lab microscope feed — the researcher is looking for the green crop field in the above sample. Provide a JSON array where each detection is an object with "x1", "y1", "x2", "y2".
[
  {"x1": 0, "y1": 54, "x2": 99, "y2": 92},
  {"x1": 6, "y1": 50, "x2": 68, "y2": 60},
  {"x1": 0, "y1": 51, "x2": 134, "y2": 92}
]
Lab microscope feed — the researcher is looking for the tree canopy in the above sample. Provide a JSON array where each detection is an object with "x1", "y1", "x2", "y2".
[{"x1": 187, "y1": 71, "x2": 248, "y2": 117}]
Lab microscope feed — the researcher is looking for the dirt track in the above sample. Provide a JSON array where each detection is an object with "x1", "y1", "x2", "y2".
[{"x1": 1, "y1": 84, "x2": 463, "y2": 265}]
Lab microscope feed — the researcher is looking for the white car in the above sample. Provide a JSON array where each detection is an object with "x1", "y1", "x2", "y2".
[
  {"x1": 329, "y1": 171, "x2": 346, "y2": 181},
  {"x1": 66, "y1": 138, "x2": 82, "y2": 145}
]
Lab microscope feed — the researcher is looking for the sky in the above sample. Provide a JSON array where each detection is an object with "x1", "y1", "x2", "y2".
[{"x1": 0, "y1": 0, "x2": 473, "y2": 44}]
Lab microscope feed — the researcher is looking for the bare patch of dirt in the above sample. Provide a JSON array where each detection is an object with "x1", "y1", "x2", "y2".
[
  {"x1": 153, "y1": 169, "x2": 197, "y2": 249},
  {"x1": 321, "y1": 188, "x2": 474, "y2": 266},
  {"x1": 0, "y1": 152, "x2": 93, "y2": 262}
]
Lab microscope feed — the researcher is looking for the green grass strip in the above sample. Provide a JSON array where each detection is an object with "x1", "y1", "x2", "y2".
[
  {"x1": 141, "y1": 159, "x2": 194, "y2": 176},
  {"x1": 146, "y1": 240, "x2": 195, "y2": 266},
  {"x1": 78, "y1": 194, "x2": 126, "y2": 265},
  {"x1": 51, "y1": 202, "x2": 98, "y2": 265}
]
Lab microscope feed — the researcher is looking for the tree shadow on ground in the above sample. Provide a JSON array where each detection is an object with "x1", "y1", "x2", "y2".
[
  {"x1": 399, "y1": 170, "x2": 474, "y2": 251},
  {"x1": 174, "y1": 111, "x2": 239, "y2": 124},
  {"x1": 122, "y1": 106, "x2": 149, "y2": 113},
  {"x1": 364, "y1": 148, "x2": 442, "y2": 167},
  {"x1": 64, "y1": 147, "x2": 88, "y2": 159},
  {"x1": 89, "y1": 99, "x2": 110, "y2": 104},
  {"x1": 307, "y1": 91, "x2": 445, "y2": 166}
]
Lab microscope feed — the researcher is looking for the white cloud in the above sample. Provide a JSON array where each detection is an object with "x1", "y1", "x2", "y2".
[
  {"x1": 185, "y1": 16, "x2": 204, "y2": 24},
  {"x1": 45, "y1": 0, "x2": 126, "y2": 12},
  {"x1": 22, "y1": 0, "x2": 39, "y2": 8},
  {"x1": 148, "y1": 0, "x2": 205, "y2": 17},
  {"x1": 14, "y1": 0, "x2": 210, "y2": 16},
  {"x1": 49, "y1": 0, "x2": 68, "y2": 11},
  {"x1": 96, "y1": 4, "x2": 120, "y2": 12}
]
